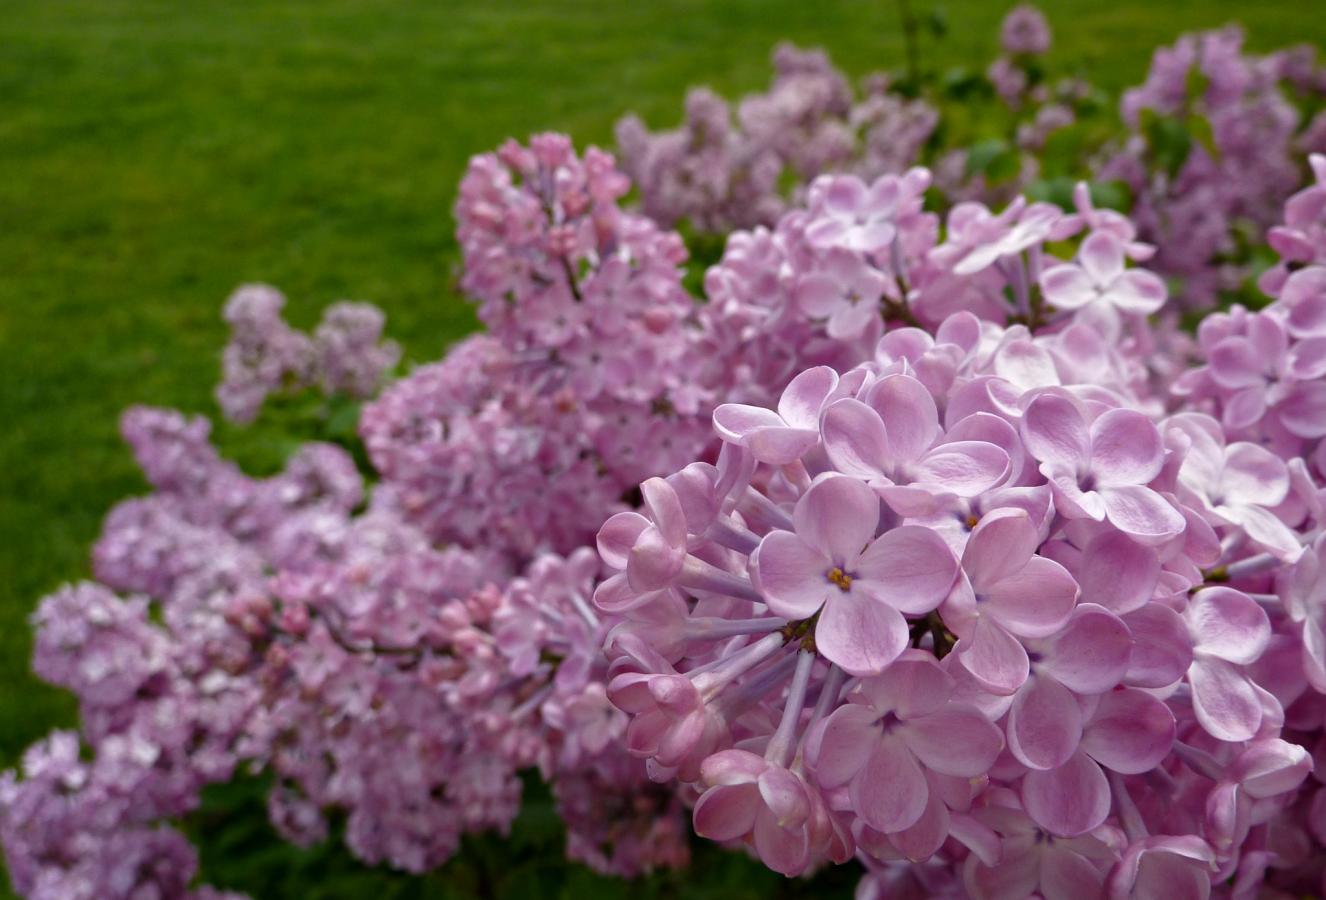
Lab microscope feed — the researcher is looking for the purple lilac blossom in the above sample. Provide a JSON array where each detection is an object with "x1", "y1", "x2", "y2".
[{"x1": 9, "y1": 29, "x2": 1326, "y2": 899}]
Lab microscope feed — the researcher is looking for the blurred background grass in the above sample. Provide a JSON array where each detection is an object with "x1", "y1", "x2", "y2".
[{"x1": 3, "y1": 1, "x2": 1325, "y2": 896}]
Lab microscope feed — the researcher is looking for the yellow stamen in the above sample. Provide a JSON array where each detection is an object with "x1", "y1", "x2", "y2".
[{"x1": 827, "y1": 567, "x2": 853, "y2": 591}]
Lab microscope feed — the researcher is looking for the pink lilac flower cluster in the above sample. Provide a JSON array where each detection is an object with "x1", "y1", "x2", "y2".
[
  {"x1": 492, "y1": 549, "x2": 692, "y2": 876},
  {"x1": 597, "y1": 161, "x2": 1326, "y2": 896},
  {"x1": 10, "y1": 31, "x2": 1326, "y2": 900},
  {"x1": 985, "y1": 4, "x2": 1051, "y2": 109},
  {"x1": 623, "y1": 10, "x2": 1326, "y2": 317},
  {"x1": 698, "y1": 165, "x2": 1168, "y2": 417},
  {"x1": 0, "y1": 408, "x2": 683, "y2": 894},
  {"x1": 217, "y1": 283, "x2": 400, "y2": 423},
  {"x1": 614, "y1": 43, "x2": 939, "y2": 232},
  {"x1": 613, "y1": 8, "x2": 1081, "y2": 232},
  {"x1": 361, "y1": 133, "x2": 719, "y2": 565},
  {"x1": 1098, "y1": 27, "x2": 1326, "y2": 309},
  {"x1": 0, "y1": 623, "x2": 245, "y2": 900},
  {"x1": 999, "y1": 5, "x2": 1051, "y2": 57}
]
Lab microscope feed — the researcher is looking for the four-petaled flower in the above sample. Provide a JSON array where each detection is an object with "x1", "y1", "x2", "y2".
[{"x1": 753, "y1": 474, "x2": 959, "y2": 675}]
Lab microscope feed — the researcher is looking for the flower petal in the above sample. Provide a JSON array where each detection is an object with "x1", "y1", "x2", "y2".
[
  {"x1": 1021, "y1": 750, "x2": 1111, "y2": 837},
  {"x1": 1108, "y1": 269, "x2": 1167, "y2": 314},
  {"x1": 753, "y1": 807, "x2": 811, "y2": 877},
  {"x1": 866, "y1": 374, "x2": 939, "y2": 465},
  {"x1": 1278, "y1": 381, "x2": 1326, "y2": 439},
  {"x1": 889, "y1": 782, "x2": 951, "y2": 862},
  {"x1": 1283, "y1": 267, "x2": 1326, "y2": 337},
  {"x1": 693, "y1": 783, "x2": 760, "y2": 842},
  {"x1": 1089, "y1": 408, "x2": 1164, "y2": 487},
  {"x1": 1207, "y1": 338, "x2": 1265, "y2": 390},
  {"x1": 1046, "y1": 465, "x2": 1108, "y2": 521},
  {"x1": 627, "y1": 524, "x2": 685, "y2": 591},
  {"x1": 748, "y1": 428, "x2": 822, "y2": 466},
  {"x1": 962, "y1": 507, "x2": 1038, "y2": 593},
  {"x1": 994, "y1": 339, "x2": 1061, "y2": 393},
  {"x1": 1008, "y1": 674, "x2": 1083, "y2": 770},
  {"x1": 823, "y1": 398, "x2": 891, "y2": 481},
  {"x1": 1022, "y1": 392, "x2": 1090, "y2": 469},
  {"x1": 1235, "y1": 505, "x2": 1303, "y2": 562},
  {"x1": 641, "y1": 477, "x2": 687, "y2": 548},
  {"x1": 1041, "y1": 264, "x2": 1097, "y2": 311},
  {"x1": 777, "y1": 366, "x2": 839, "y2": 431},
  {"x1": 820, "y1": 175, "x2": 867, "y2": 216},
  {"x1": 913, "y1": 441, "x2": 1011, "y2": 497},
  {"x1": 851, "y1": 737, "x2": 929, "y2": 833},
  {"x1": 1100, "y1": 485, "x2": 1185, "y2": 544},
  {"x1": 1077, "y1": 531, "x2": 1159, "y2": 614},
  {"x1": 904, "y1": 708, "x2": 1005, "y2": 777},
  {"x1": 714, "y1": 404, "x2": 818, "y2": 465},
  {"x1": 963, "y1": 847, "x2": 1042, "y2": 900},
  {"x1": 1122, "y1": 604, "x2": 1193, "y2": 689},
  {"x1": 1079, "y1": 231, "x2": 1125, "y2": 285},
  {"x1": 1039, "y1": 844, "x2": 1109, "y2": 900},
  {"x1": 1080, "y1": 688, "x2": 1175, "y2": 774},
  {"x1": 1220, "y1": 442, "x2": 1289, "y2": 507},
  {"x1": 795, "y1": 273, "x2": 844, "y2": 318},
  {"x1": 753, "y1": 531, "x2": 830, "y2": 621},
  {"x1": 1189, "y1": 657, "x2": 1262, "y2": 742},
  {"x1": 1185, "y1": 587, "x2": 1270, "y2": 664},
  {"x1": 806, "y1": 704, "x2": 880, "y2": 789},
  {"x1": 816, "y1": 592, "x2": 909, "y2": 676},
  {"x1": 700, "y1": 748, "x2": 766, "y2": 786},
  {"x1": 855, "y1": 525, "x2": 958, "y2": 616},
  {"x1": 1040, "y1": 603, "x2": 1132, "y2": 695},
  {"x1": 597, "y1": 511, "x2": 651, "y2": 570},
  {"x1": 861, "y1": 649, "x2": 954, "y2": 719},
  {"x1": 956, "y1": 616, "x2": 1030, "y2": 695},
  {"x1": 794, "y1": 474, "x2": 881, "y2": 565},
  {"x1": 984, "y1": 556, "x2": 1079, "y2": 639},
  {"x1": 1228, "y1": 739, "x2": 1312, "y2": 799},
  {"x1": 713, "y1": 403, "x2": 784, "y2": 444},
  {"x1": 758, "y1": 766, "x2": 810, "y2": 827},
  {"x1": 1223, "y1": 385, "x2": 1267, "y2": 431}
]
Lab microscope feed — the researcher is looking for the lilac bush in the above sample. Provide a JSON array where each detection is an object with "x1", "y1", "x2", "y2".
[
  {"x1": 8, "y1": 7, "x2": 1326, "y2": 899},
  {"x1": 619, "y1": 9, "x2": 1326, "y2": 314}
]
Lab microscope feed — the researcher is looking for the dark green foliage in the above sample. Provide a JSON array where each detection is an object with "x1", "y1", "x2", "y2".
[{"x1": 188, "y1": 773, "x2": 864, "y2": 899}]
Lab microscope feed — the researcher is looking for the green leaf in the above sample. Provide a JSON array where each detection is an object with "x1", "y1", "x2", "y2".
[
  {"x1": 925, "y1": 6, "x2": 948, "y2": 37},
  {"x1": 1039, "y1": 122, "x2": 1088, "y2": 174},
  {"x1": 939, "y1": 66, "x2": 990, "y2": 101},
  {"x1": 325, "y1": 397, "x2": 363, "y2": 442},
  {"x1": 1185, "y1": 64, "x2": 1210, "y2": 106},
  {"x1": 1138, "y1": 108, "x2": 1192, "y2": 177},
  {"x1": 1025, "y1": 176, "x2": 1076, "y2": 210},
  {"x1": 965, "y1": 137, "x2": 1019, "y2": 183},
  {"x1": 1187, "y1": 113, "x2": 1219, "y2": 160},
  {"x1": 1088, "y1": 179, "x2": 1133, "y2": 214}
]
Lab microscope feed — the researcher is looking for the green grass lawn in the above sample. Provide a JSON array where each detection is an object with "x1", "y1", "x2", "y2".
[{"x1": 3, "y1": 1, "x2": 1325, "y2": 896}]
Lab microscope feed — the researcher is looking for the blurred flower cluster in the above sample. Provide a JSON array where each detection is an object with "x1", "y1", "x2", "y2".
[
  {"x1": 217, "y1": 285, "x2": 400, "y2": 424},
  {"x1": 618, "y1": 11, "x2": 1326, "y2": 313}
]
